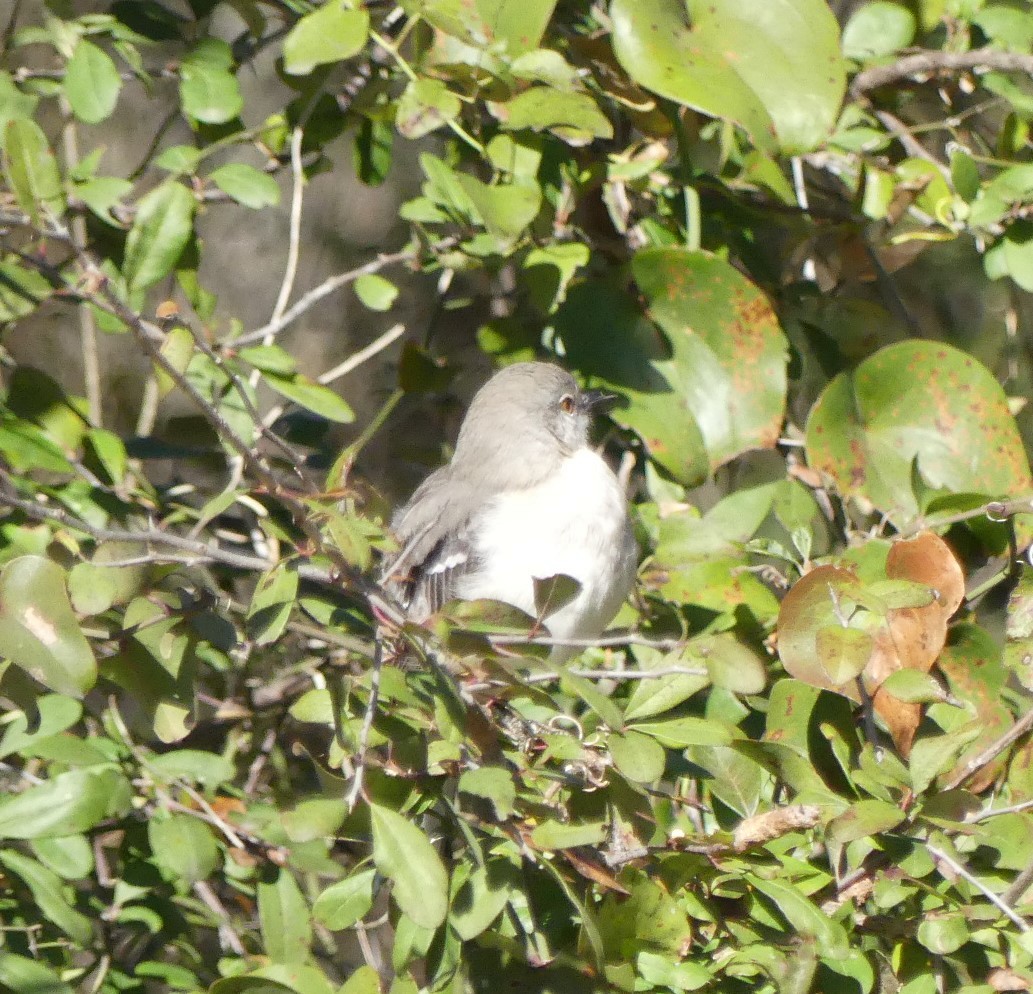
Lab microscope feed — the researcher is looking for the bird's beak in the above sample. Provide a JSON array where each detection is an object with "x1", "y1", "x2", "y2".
[{"x1": 580, "y1": 389, "x2": 620, "y2": 414}]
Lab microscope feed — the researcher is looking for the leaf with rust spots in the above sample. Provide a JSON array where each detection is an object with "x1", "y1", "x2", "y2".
[
  {"x1": 937, "y1": 623, "x2": 1013, "y2": 793},
  {"x1": 557, "y1": 249, "x2": 788, "y2": 485},
  {"x1": 777, "y1": 537, "x2": 964, "y2": 755},
  {"x1": 806, "y1": 340, "x2": 1033, "y2": 527}
]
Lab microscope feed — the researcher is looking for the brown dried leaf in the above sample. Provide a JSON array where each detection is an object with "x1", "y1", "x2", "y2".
[{"x1": 732, "y1": 804, "x2": 822, "y2": 852}]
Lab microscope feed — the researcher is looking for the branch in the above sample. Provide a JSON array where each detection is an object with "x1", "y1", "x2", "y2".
[
  {"x1": 524, "y1": 665, "x2": 708, "y2": 684},
  {"x1": 943, "y1": 706, "x2": 1033, "y2": 791},
  {"x1": 926, "y1": 842, "x2": 1030, "y2": 932},
  {"x1": 232, "y1": 247, "x2": 421, "y2": 348},
  {"x1": 901, "y1": 494, "x2": 1033, "y2": 537},
  {"x1": 852, "y1": 48, "x2": 1033, "y2": 97}
]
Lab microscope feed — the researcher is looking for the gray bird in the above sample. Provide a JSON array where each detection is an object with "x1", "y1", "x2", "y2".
[{"x1": 384, "y1": 362, "x2": 637, "y2": 661}]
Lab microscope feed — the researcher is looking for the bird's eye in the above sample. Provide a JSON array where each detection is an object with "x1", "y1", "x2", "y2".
[{"x1": 559, "y1": 394, "x2": 576, "y2": 415}]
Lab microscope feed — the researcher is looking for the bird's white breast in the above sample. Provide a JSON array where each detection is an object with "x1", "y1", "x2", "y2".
[{"x1": 456, "y1": 449, "x2": 636, "y2": 649}]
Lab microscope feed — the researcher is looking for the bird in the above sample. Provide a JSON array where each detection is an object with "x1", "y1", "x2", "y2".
[{"x1": 383, "y1": 362, "x2": 637, "y2": 662}]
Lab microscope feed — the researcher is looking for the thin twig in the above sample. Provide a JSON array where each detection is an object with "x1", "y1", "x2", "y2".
[
  {"x1": 525, "y1": 666, "x2": 708, "y2": 684},
  {"x1": 232, "y1": 247, "x2": 420, "y2": 348},
  {"x1": 944, "y1": 707, "x2": 1033, "y2": 791},
  {"x1": 270, "y1": 126, "x2": 305, "y2": 329},
  {"x1": 317, "y1": 322, "x2": 406, "y2": 385},
  {"x1": 488, "y1": 631, "x2": 686, "y2": 650},
  {"x1": 852, "y1": 48, "x2": 1033, "y2": 97},
  {"x1": 59, "y1": 98, "x2": 102, "y2": 426},
  {"x1": 345, "y1": 632, "x2": 383, "y2": 812},
  {"x1": 901, "y1": 494, "x2": 1033, "y2": 537},
  {"x1": 968, "y1": 797, "x2": 1033, "y2": 823},
  {"x1": 259, "y1": 323, "x2": 406, "y2": 432},
  {"x1": 926, "y1": 842, "x2": 1030, "y2": 932},
  {"x1": 193, "y1": 880, "x2": 247, "y2": 956}
]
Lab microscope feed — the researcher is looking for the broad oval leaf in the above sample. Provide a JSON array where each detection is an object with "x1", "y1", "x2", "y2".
[
  {"x1": 610, "y1": 0, "x2": 846, "y2": 154},
  {"x1": 123, "y1": 181, "x2": 196, "y2": 295},
  {"x1": 283, "y1": 3, "x2": 370, "y2": 75},
  {"x1": 3, "y1": 118, "x2": 66, "y2": 221},
  {"x1": 370, "y1": 803, "x2": 449, "y2": 929},
  {"x1": 208, "y1": 163, "x2": 280, "y2": 209},
  {"x1": 312, "y1": 868, "x2": 375, "y2": 930},
  {"x1": 0, "y1": 850, "x2": 94, "y2": 944},
  {"x1": 0, "y1": 766, "x2": 132, "y2": 839},
  {"x1": 257, "y1": 869, "x2": 312, "y2": 965},
  {"x1": 558, "y1": 249, "x2": 788, "y2": 483},
  {"x1": 149, "y1": 814, "x2": 220, "y2": 885},
  {"x1": 806, "y1": 340, "x2": 1033, "y2": 524},
  {"x1": 63, "y1": 39, "x2": 121, "y2": 124},
  {"x1": 0, "y1": 556, "x2": 97, "y2": 696}
]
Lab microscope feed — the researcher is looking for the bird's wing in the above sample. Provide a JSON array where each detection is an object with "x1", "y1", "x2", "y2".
[{"x1": 382, "y1": 470, "x2": 482, "y2": 621}]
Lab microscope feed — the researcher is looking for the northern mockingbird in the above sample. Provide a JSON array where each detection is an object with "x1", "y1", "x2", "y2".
[{"x1": 385, "y1": 362, "x2": 637, "y2": 661}]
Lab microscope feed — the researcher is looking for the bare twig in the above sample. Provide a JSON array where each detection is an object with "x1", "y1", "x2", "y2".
[
  {"x1": 926, "y1": 842, "x2": 1030, "y2": 932},
  {"x1": 232, "y1": 247, "x2": 420, "y2": 348},
  {"x1": 59, "y1": 98, "x2": 102, "y2": 426},
  {"x1": 871, "y1": 108, "x2": 951, "y2": 179},
  {"x1": 968, "y1": 797, "x2": 1033, "y2": 823},
  {"x1": 345, "y1": 632, "x2": 383, "y2": 812},
  {"x1": 901, "y1": 494, "x2": 1033, "y2": 537},
  {"x1": 193, "y1": 880, "x2": 247, "y2": 956},
  {"x1": 524, "y1": 665, "x2": 708, "y2": 684},
  {"x1": 852, "y1": 49, "x2": 1033, "y2": 97},
  {"x1": 271, "y1": 127, "x2": 305, "y2": 329},
  {"x1": 259, "y1": 323, "x2": 406, "y2": 433},
  {"x1": 488, "y1": 631, "x2": 686, "y2": 650},
  {"x1": 944, "y1": 707, "x2": 1033, "y2": 791},
  {"x1": 317, "y1": 322, "x2": 406, "y2": 386}
]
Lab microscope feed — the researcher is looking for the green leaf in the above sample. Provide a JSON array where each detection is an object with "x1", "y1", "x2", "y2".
[
  {"x1": 841, "y1": 2, "x2": 916, "y2": 59},
  {"x1": 637, "y1": 950, "x2": 711, "y2": 991},
  {"x1": 0, "y1": 556, "x2": 97, "y2": 696},
  {"x1": 3, "y1": 118, "x2": 66, "y2": 220},
  {"x1": 450, "y1": 862, "x2": 514, "y2": 940},
  {"x1": 747, "y1": 875, "x2": 849, "y2": 958},
  {"x1": 238, "y1": 344, "x2": 297, "y2": 375},
  {"x1": 0, "y1": 694, "x2": 82, "y2": 761},
  {"x1": 208, "y1": 163, "x2": 280, "y2": 209},
  {"x1": 123, "y1": 181, "x2": 196, "y2": 295},
  {"x1": 0, "y1": 766, "x2": 132, "y2": 839},
  {"x1": 826, "y1": 799, "x2": 905, "y2": 846},
  {"x1": 312, "y1": 868, "x2": 375, "y2": 930},
  {"x1": 63, "y1": 39, "x2": 121, "y2": 123},
  {"x1": 493, "y1": 87, "x2": 613, "y2": 143},
  {"x1": 0, "y1": 849, "x2": 92, "y2": 944},
  {"x1": 814, "y1": 625, "x2": 874, "y2": 687},
  {"x1": 396, "y1": 78, "x2": 461, "y2": 140},
  {"x1": 610, "y1": 0, "x2": 846, "y2": 154},
  {"x1": 149, "y1": 813, "x2": 220, "y2": 885},
  {"x1": 806, "y1": 340, "x2": 1033, "y2": 524},
  {"x1": 30, "y1": 834, "x2": 94, "y2": 880},
  {"x1": 146, "y1": 749, "x2": 236, "y2": 789},
  {"x1": 557, "y1": 250, "x2": 788, "y2": 483},
  {"x1": 458, "y1": 766, "x2": 516, "y2": 819},
  {"x1": 282, "y1": 3, "x2": 370, "y2": 75},
  {"x1": 258, "y1": 869, "x2": 312, "y2": 965},
  {"x1": 370, "y1": 803, "x2": 449, "y2": 929},
  {"x1": 0, "y1": 256, "x2": 52, "y2": 321},
  {"x1": 917, "y1": 912, "x2": 968, "y2": 955},
  {"x1": 529, "y1": 819, "x2": 607, "y2": 849},
  {"x1": 247, "y1": 564, "x2": 299, "y2": 646},
  {"x1": 610, "y1": 729, "x2": 666, "y2": 783},
  {"x1": 262, "y1": 372, "x2": 355, "y2": 423},
  {"x1": 629, "y1": 716, "x2": 734, "y2": 748},
  {"x1": 456, "y1": 174, "x2": 542, "y2": 245},
  {"x1": 0, "y1": 953, "x2": 74, "y2": 994},
  {"x1": 880, "y1": 668, "x2": 947, "y2": 704},
  {"x1": 354, "y1": 273, "x2": 399, "y2": 312},
  {"x1": 179, "y1": 39, "x2": 243, "y2": 124}
]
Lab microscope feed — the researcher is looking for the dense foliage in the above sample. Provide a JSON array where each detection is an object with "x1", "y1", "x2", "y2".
[{"x1": 4, "y1": 0, "x2": 1033, "y2": 991}]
